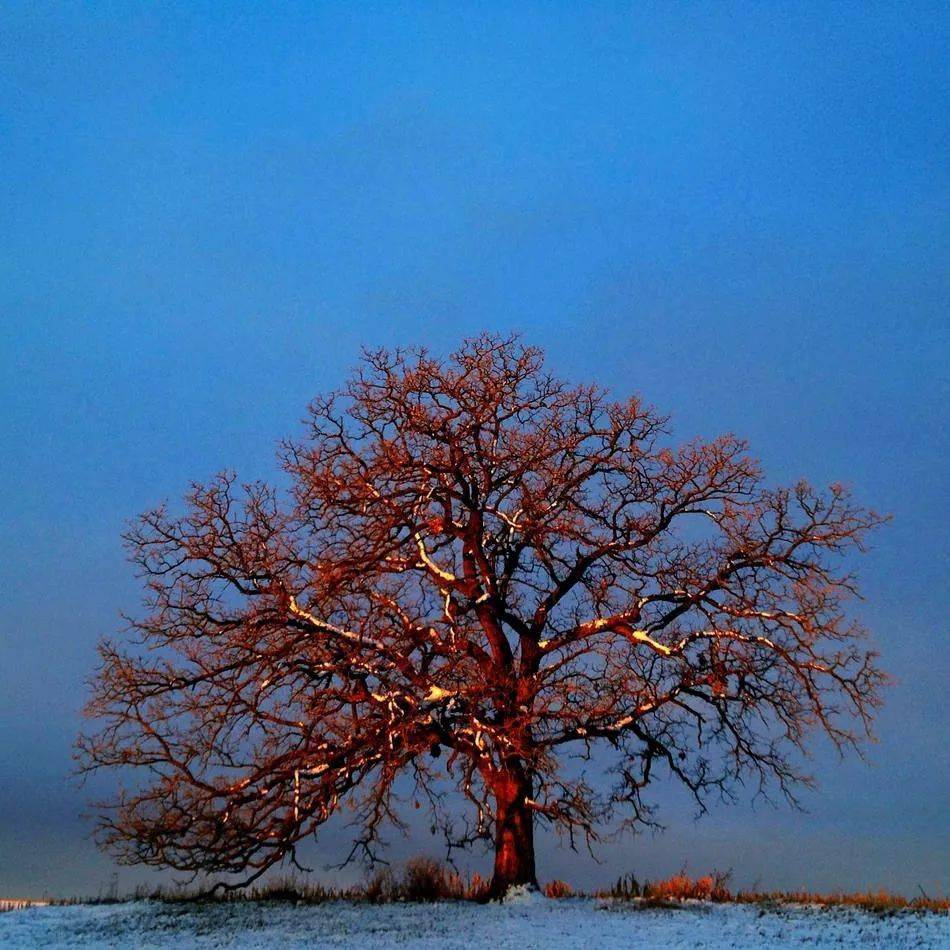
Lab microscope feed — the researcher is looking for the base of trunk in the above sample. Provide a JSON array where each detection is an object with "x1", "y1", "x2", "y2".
[{"x1": 486, "y1": 768, "x2": 537, "y2": 899}]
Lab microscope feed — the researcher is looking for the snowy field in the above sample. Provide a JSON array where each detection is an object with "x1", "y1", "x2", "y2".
[{"x1": 1, "y1": 896, "x2": 947, "y2": 948}]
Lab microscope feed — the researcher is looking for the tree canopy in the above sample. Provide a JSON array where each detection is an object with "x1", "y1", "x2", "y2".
[{"x1": 79, "y1": 335, "x2": 886, "y2": 895}]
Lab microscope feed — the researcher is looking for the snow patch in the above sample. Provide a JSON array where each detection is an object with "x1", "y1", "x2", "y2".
[
  {"x1": 1, "y1": 898, "x2": 946, "y2": 948},
  {"x1": 500, "y1": 884, "x2": 546, "y2": 906}
]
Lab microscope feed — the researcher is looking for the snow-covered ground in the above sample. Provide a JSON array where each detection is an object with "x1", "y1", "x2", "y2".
[{"x1": 1, "y1": 896, "x2": 946, "y2": 948}]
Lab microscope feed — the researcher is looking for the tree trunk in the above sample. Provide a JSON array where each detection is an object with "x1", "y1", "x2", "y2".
[{"x1": 487, "y1": 765, "x2": 537, "y2": 899}]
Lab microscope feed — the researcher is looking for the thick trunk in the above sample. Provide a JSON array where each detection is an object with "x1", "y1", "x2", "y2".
[{"x1": 487, "y1": 766, "x2": 537, "y2": 898}]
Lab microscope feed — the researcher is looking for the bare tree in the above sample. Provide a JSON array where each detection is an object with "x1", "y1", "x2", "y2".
[{"x1": 79, "y1": 335, "x2": 886, "y2": 897}]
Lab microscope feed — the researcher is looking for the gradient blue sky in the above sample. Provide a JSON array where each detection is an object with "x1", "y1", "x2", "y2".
[{"x1": 1, "y1": 2, "x2": 947, "y2": 898}]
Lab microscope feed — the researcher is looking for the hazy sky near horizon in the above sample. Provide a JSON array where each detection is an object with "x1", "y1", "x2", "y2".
[{"x1": 1, "y1": 2, "x2": 947, "y2": 898}]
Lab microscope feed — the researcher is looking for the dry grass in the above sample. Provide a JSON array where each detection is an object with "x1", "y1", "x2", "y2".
[
  {"x1": 240, "y1": 858, "x2": 492, "y2": 904},
  {"x1": 600, "y1": 871, "x2": 730, "y2": 903},
  {"x1": 543, "y1": 879, "x2": 574, "y2": 899},
  {"x1": 362, "y1": 858, "x2": 487, "y2": 903},
  {"x1": 600, "y1": 871, "x2": 948, "y2": 914},
  {"x1": 734, "y1": 888, "x2": 950, "y2": 914},
  {"x1": 647, "y1": 872, "x2": 733, "y2": 903},
  {"x1": 46, "y1": 862, "x2": 949, "y2": 913}
]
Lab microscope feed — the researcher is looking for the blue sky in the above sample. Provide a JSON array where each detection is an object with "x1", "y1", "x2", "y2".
[{"x1": 1, "y1": 2, "x2": 947, "y2": 897}]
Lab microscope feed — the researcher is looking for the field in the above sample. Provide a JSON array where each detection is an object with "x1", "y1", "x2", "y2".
[{"x1": 2, "y1": 893, "x2": 947, "y2": 949}]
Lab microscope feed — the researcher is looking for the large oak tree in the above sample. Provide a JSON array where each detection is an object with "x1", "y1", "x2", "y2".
[{"x1": 80, "y1": 335, "x2": 886, "y2": 896}]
